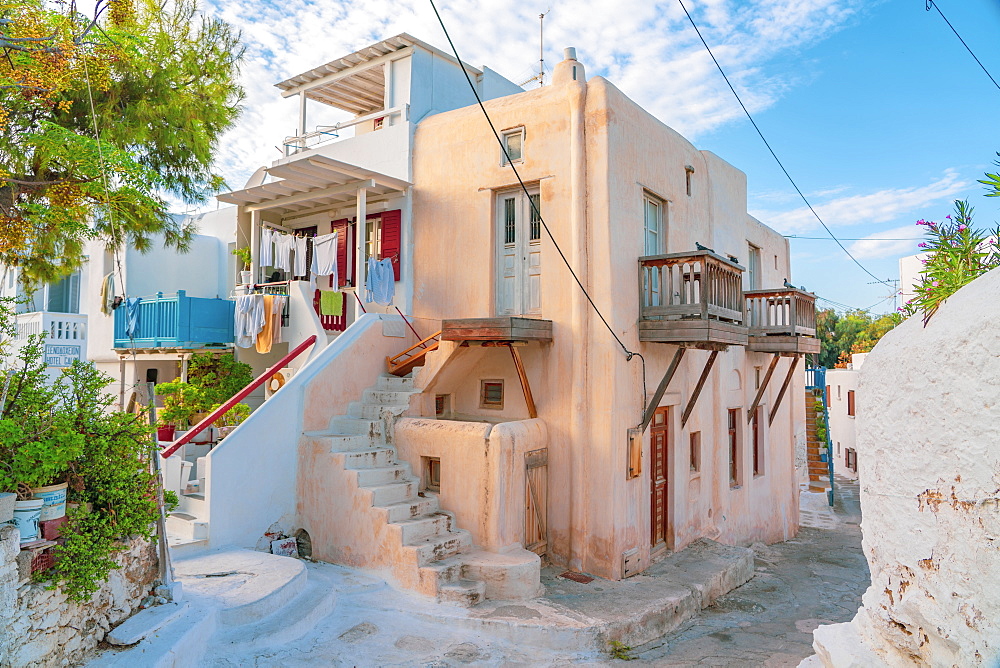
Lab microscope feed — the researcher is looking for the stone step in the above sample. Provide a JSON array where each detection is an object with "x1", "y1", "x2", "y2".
[
  {"x1": 438, "y1": 579, "x2": 486, "y2": 607},
  {"x1": 176, "y1": 493, "x2": 206, "y2": 518},
  {"x1": 390, "y1": 511, "x2": 455, "y2": 545},
  {"x1": 364, "y1": 479, "x2": 419, "y2": 507},
  {"x1": 348, "y1": 402, "x2": 409, "y2": 420},
  {"x1": 327, "y1": 417, "x2": 384, "y2": 437},
  {"x1": 403, "y1": 529, "x2": 472, "y2": 567},
  {"x1": 337, "y1": 447, "x2": 397, "y2": 469},
  {"x1": 378, "y1": 495, "x2": 440, "y2": 523},
  {"x1": 355, "y1": 463, "x2": 412, "y2": 487},
  {"x1": 362, "y1": 388, "x2": 417, "y2": 406},
  {"x1": 417, "y1": 554, "x2": 466, "y2": 594},
  {"x1": 166, "y1": 513, "x2": 208, "y2": 541},
  {"x1": 376, "y1": 375, "x2": 416, "y2": 391}
]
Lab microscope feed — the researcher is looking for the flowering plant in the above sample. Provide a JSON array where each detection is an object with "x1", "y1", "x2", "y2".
[{"x1": 901, "y1": 200, "x2": 1000, "y2": 323}]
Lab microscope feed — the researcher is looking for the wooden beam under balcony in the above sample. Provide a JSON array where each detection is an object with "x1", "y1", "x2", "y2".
[
  {"x1": 441, "y1": 317, "x2": 553, "y2": 343},
  {"x1": 638, "y1": 251, "x2": 748, "y2": 347}
]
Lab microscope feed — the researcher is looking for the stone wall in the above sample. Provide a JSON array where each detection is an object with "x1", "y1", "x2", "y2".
[{"x1": 0, "y1": 524, "x2": 158, "y2": 668}]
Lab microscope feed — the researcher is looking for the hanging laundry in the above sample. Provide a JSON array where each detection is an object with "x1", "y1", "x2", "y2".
[
  {"x1": 259, "y1": 227, "x2": 274, "y2": 267},
  {"x1": 271, "y1": 295, "x2": 285, "y2": 345},
  {"x1": 272, "y1": 233, "x2": 295, "y2": 272},
  {"x1": 311, "y1": 231, "x2": 338, "y2": 277},
  {"x1": 234, "y1": 294, "x2": 265, "y2": 348},
  {"x1": 293, "y1": 235, "x2": 309, "y2": 276},
  {"x1": 365, "y1": 257, "x2": 395, "y2": 305},
  {"x1": 124, "y1": 297, "x2": 142, "y2": 337},
  {"x1": 319, "y1": 289, "x2": 343, "y2": 316},
  {"x1": 256, "y1": 295, "x2": 276, "y2": 354},
  {"x1": 99, "y1": 272, "x2": 115, "y2": 315}
]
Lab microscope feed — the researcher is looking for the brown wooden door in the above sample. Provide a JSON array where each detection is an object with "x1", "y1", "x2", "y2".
[{"x1": 650, "y1": 406, "x2": 670, "y2": 548}]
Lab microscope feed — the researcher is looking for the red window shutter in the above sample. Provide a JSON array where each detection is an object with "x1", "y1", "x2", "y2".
[
  {"x1": 380, "y1": 209, "x2": 402, "y2": 281},
  {"x1": 331, "y1": 218, "x2": 349, "y2": 289}
]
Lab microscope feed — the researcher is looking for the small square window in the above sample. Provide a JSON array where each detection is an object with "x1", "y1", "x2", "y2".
[
  {"x1": 685, "y1": 165, "x2": 695, "y2": 196},
  {"x1": 689, "y1": 431, "x2": 701, "y2": 473},
  {"x1": 502, "y1": 129, "x2": 523, "y2": 165},
  {"x1": 373, "y1": 116, "x2": 384, "y2": 130},
  {"x1": 424, "y1": 457, "x2": 441, "y2": 493},
  {"x1": 480, "y1": 380, "x2": 504, "y2": 409},
  {"x1": 434, "y1": 394, "x2": 451, "y2": 417}
]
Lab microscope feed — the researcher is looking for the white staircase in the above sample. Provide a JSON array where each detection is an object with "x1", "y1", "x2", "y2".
[{"x1": 304, "y1": 373, "x2": 488, "y2": 606}]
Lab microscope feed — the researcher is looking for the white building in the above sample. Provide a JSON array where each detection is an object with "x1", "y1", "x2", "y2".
[{"x1": 824, "y1": 352, "x2": 864, "y2": 479}]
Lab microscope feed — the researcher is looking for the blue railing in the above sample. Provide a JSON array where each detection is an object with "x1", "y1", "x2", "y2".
[
  {"x1": 114, "y1": 291, "x2": 234, "y2": 349},
  {"x1": 805, "y1": 366, "x2": 826, "y2": 390}
]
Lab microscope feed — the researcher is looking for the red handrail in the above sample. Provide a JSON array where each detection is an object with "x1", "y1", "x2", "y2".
[{"x1": 160, "y1": 335, "x2": 318, "y2": 458}]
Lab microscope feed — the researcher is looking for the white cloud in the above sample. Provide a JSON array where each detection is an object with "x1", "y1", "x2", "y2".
[
  {"x1": 190, "y1": 0, "x2": 870, "y2": 195},
  {"x1": 847, "y1": 225, "x2": 924, "y2": 260},
  {"x1": 751, "y1": 170, "x2": 970, "y2": 235}
]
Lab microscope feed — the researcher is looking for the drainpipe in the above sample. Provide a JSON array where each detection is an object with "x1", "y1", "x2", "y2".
[{"x1": 555, "y1": 48, "x2": 590, "y2": 571}]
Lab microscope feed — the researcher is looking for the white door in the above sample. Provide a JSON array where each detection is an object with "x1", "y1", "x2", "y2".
[{"x1": 496, "y1": 189, "x2": 542, "y2": 316}]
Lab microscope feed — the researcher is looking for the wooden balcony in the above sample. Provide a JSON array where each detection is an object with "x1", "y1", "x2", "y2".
[
  {"x1": 745, "y1": 288, "x2": 820, "y2": 354},
  {"x1": 441, "y1": 317, "x2": 553, "y2": 343},
  {"x1": 638, "y1": 251, "x2": 747, "y2": 348}
]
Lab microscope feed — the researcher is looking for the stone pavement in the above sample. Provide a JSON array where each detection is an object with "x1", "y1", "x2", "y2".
[{"x1": 630, "y1": 476, "x2": 867, "y2": 666}]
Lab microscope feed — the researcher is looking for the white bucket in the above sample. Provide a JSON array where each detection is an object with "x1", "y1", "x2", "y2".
[
  {"x1": 33, "y1": 482, "x2": 68, "y2": 521},
  {"x1": 13, "y1": 499, "x2": 44, "y2": 543}
]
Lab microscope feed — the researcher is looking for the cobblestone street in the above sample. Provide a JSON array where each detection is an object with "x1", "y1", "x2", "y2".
[{"x1": 631, "y1": 477, "x2": 866, "y2": 666}]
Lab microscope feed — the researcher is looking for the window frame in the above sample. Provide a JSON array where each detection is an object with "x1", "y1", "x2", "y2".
[
  {"x1": 747, "y1": 243, "x2": 762, "y2": 290},
  {"x1": 728, "y1": 408, "x2": 742, "y2": 488},
  {"x1": 752, "y1": 406, "x2": 764, "y2": 477},
  {"x1": 480, "y1": 379, "x2": 505, "y2": 409},
  {"x1": 642, "y1": 192, "x2": 665, "y2": 256},
  {"x1": 847, "y1": 390, "x2": 856, "y2": 417},
  {"x1": 501, "y1": 127, "x2": 525, "y2": 165},
  {"x1": 689, "y1": 431, "x2": 701, "y2": 474}
]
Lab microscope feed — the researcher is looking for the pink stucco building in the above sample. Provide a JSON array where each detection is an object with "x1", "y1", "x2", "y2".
[{"x1": 178, "y1": 36, "x2": 820, "y2": 603}]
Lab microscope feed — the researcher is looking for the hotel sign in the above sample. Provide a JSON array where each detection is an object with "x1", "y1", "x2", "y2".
[{"x1": 45, "y1": 344, "x2": 82, "y2": 368}]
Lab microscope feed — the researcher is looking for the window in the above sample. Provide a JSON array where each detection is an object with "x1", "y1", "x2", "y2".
[
  {"x1": 752, "y1": 406, "x2": 764, "y2": 477},
  {"x1": 747, "y1": 243, "x2": 761, "y2": 290},
  {"x1": 685, "y1": 165, "x2": 694, "y2": 196},
  {"x1": 502, "y1": 128, "x2": 524, "y2": 164},
  {"x1": 480, "y1": 380, "x2": 504, "y2": 409},
  {"x1": 689, "y1": 431, "x2": 701, "y2": 473},
  {"x1": 754, "y1": 366, "x2": 761, "y2": 389},
  {"x1": 529, "y1": 193, "x2": 541, "y2": 241},
  {"x1": 847, "y1": 390, "x2": 855, "y2": 417},
  {"x1": 837, "y1": 385, "x2": 841, "y2": 400},
  {"x1": 728, "y1": 409, "x2": 741, "y2": 487},
  {"x1": 643, "y1": 193, "x2": 663, "y2": 255},
  {"x1": 435, "y1": 394, "x2": 451, "y2": 417},
  {"x1": 825, "y1": 385, "x2": 830, "y2": 405},
  {"x1": 46, "y1": 271, "x2": 81, "y2": 314},
  {"x1": 836, "y1": 441, "x2": 841, "y2": 455},
  {"x1": 424, "y1": 457, "x2": 441, "y2": 493}
]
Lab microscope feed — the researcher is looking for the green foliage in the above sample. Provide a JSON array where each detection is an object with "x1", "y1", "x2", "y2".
[
  {"x1": 0, "y1": 298, "x2": 159, "y2": 601},
  {"x1": 0, "y1": 0, "x2": 244, "y2": 285},
  {"x1": 154, "y1": 378, "x2": 204, "y2": 428},
  {"x1": 608, "y1": 640, "x2": 635, "y2": 661},
  {"x1": 901, "y1": 200, "x2": 1000, "y2": 323},
  {"x1": 187, "y1": 352, "x2": 253, "y2": 406},
  {"x1": 163, "y1": 489, "x2": 178, "y2": 513},
  {"x1": 813, "y1": 399, "x2": 828, "y2": 445},
  {"x1": 211, "y1": 402, "x2": 251, "y2": 427},
  {"x1": 232, "y1": 246, "x2": 252, "y2": 270},
  {"x1": 814, "y1": 309, "x2": 901, "y2": 369}
]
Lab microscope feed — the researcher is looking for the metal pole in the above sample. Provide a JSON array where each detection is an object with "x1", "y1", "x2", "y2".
[{"x1": 147, "y1": 382, "x2": 178, "y2": 601}]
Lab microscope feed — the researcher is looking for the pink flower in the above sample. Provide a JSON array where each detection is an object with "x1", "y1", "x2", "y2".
[
  {"x1": 918, "y1": 242, "x2": 928, "y2": 248},
  {"x1": 946, "y1": 215, "x2": 952, "y2": 220},
  {"x1": 932, "y1": 281, "x2": 939, "y2": 286},
  {"x1": 958, "y1": 224, "x2": 967, "y2": 231}
]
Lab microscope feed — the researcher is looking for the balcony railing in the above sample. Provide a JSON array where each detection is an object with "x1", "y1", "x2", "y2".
[
  {"x1": 283, "y1": 105, "x2": 407, "y2": 156},
  {"x1": 11, "y1": 312, "x2": 88, "y2": 367},
  {"x1": 113, "y1": 291, "x2": 234, "y2": 349},
  {"x1": 640, "y1": 251, "x2": 745, "y2": 323},
  {"x1": 745, "y1": 288, "x2": 817, "y2": 337}
]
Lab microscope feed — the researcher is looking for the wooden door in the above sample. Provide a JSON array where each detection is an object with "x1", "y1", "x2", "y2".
[
  {"x1": 496, "y1": 188, "x2": 541, "y2": 316},
  {"x1": 650, "y1": 406, "x2": 670, "y2": 548},
  {"x1": 524, "y1": 448, "x2": 548, "y2": 556}
]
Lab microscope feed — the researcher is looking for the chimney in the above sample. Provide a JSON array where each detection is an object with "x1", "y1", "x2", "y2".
[{"x1": 553, "y1": 46, "x2": 586, "y2": 86}]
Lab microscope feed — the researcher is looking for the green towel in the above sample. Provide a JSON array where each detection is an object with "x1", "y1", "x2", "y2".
[{"x1": 320, "y1": 290, "x2": 343, "y2": 316}]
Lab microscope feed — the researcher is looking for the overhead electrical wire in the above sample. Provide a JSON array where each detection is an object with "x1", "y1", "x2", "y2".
[
  {"x1": 676, "y1": 0, "x2": 894, "y2": 290},
  {"x1": 784, "y1": 235, "x2": 922, "y2": 241},
  {"x1": 926, "y1": 0, "x2": 1000, "y2": 93}
]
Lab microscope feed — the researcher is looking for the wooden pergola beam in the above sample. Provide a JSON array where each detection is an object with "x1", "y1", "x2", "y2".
[
  {"x1": 768, "y1": 355, "x2": 800, "y2": 425},
  {"x1": 747, "y1": 353, "x2": 780, "y2": 423},
  {"x1": 681, "y1": 350, "x2": 719, "y2": 427},
  {"x1": 508, "y1": 345, "x2": 537, "y2": 419},
  {"x1": 641, "y1": 347, "x2": 686, "y2": 432}
]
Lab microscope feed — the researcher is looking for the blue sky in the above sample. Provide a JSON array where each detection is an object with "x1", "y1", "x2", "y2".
[{"x1": 184, "y1": 0, "x2": 1000, "y2": 314}]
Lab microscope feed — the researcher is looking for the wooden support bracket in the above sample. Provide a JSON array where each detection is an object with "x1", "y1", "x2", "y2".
[
  {"x1": 681, "y1": 350, "x2": 719, "y2": 427},
  {"x1": 748, "y1": 353, "x2": 781, "y2": 423},
  {"x1": 768, "y1": 355, "x2": 800, "y2": 425},
  {"x1": 509, "y1": 344, "x2": 537, "y2": 419},
  {"x1": 640, "y1": 347, "x2": 686, "y2": 432}
]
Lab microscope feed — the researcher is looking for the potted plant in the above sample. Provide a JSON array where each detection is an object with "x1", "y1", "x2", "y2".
[
  {"x1": 155, "y1": 380, "x2": 206, "y2": 440},
  {"x1": 212, "y1": 402, "x2": 251, "y2": 441},
  {"x1": 232, "y1": 246, "x2": 253, "y2": 285}
]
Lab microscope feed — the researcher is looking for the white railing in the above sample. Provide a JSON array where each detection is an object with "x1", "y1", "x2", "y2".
[
  {"x1": 11, "y1": 312, "x2": 88, "y2": 367},
  {"x1": 283, "y1": 105, "x2": 408, "y2": 156}
]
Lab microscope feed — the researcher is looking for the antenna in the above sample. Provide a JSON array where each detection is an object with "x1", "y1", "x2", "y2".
[{"x1": 518, "y1": 9, "x2": 550, "y2": 88}]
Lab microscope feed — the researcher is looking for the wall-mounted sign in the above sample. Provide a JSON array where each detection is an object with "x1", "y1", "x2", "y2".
[{"x1": 45, "y1": 344, "x2": 81, "y2": 368}]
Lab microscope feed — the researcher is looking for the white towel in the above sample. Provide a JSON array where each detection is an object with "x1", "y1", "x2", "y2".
[
  {"x1": 311, "y1": 232, "x2": 338, "y2": 277},
  {"x1": 234, "y1": 294, "x2": 266, "y2": 348},
  {"x1": 259, "y1": 227, "x2": 273, "y2": 267},
  {"x1": 273, "y1": 233, "x2": 294, "y2": 272}
]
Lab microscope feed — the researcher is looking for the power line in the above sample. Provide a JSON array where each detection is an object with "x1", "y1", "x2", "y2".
[
  {"x1": 676, "y1": 0, "x2": 894, "y2": 289},
  {"x1": 785, "y1": 235, "x2": 922, "y2": 241},
  {"x1": 926, "y1": 0, "x2": 1000, "y2": 93}
]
